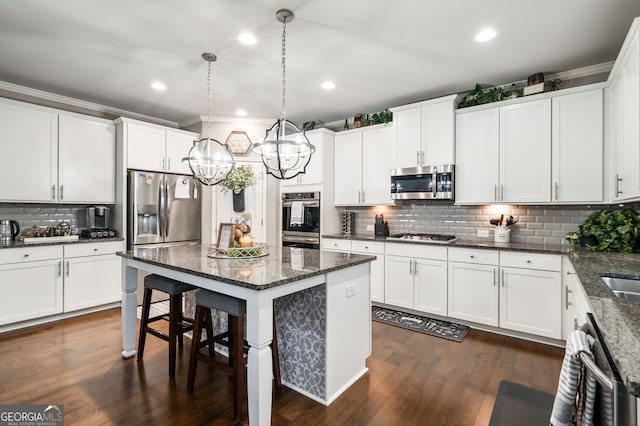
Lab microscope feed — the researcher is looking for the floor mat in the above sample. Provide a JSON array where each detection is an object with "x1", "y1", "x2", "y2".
[
  {"x1": 371, "y1": 306, "x2": 469, "y2": 342},
  {"x1": 489, "y1": 380, "x2": 555, "y2": 426}
]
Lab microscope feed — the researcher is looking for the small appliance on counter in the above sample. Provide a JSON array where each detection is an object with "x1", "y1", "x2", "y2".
[
  {"x1": 374, "y1": 214, "x2": 389, "y2": 237},
  {"x1": 87, "y1": 205, "x2": 111, "y2": 230},
  {"x1": 0, "y1": 219, "x2": 20, "y2": 245},
  {"x1": 341, "y1": 211, "x2": 356, "y2": 236}
]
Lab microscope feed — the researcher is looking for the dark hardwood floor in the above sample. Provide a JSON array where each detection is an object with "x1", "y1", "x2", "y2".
[{"x1": 0, "y1": 308, "x2": 564, "y2": 425}]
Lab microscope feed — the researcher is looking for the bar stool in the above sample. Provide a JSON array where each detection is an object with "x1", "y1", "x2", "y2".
[
  {"x1": 186, "y1": 288, "x2": 281, "y2": 422},
  {"x1": 137, "y1": 274, "x2": 196, "y2": 377}
]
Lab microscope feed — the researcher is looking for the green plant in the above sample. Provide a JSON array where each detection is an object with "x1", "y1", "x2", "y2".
[
  {"x1": 220, "y1": 165, "x2": 255, "y2": 194},
  {"x1": 457, "y1": 84, "x2": 506, "y2": 109},
  {"x1": 566, "y1": 208, "x2": 640, "y2": 252},
  {"x1": 371, "y1": 109, "x2": 393, "y2": 124}
]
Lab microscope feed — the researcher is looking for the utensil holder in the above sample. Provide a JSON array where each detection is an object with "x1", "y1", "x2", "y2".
[
  {"x1": 494, "y1": 226, "x2": 511, "y2": 243},
  {"x1": 341, "y1": 211, "x2": 356, "y2": 236},
  {"x1": 375, "y1": 223, "x2": 389, "y2": 237}
]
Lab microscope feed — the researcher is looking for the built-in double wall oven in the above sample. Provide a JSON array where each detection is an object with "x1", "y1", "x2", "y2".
[{"x1": 282, "y1": 192, "x2": 320, "y2": 249}]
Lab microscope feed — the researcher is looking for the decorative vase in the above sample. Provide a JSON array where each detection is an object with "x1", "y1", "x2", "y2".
[{"x1": 232, "y1": 189, "x2": 245, "y2": 212}]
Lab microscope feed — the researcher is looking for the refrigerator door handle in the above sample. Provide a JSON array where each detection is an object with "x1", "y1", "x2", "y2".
[
  {"x1": 158, "y1": 176, "x2": 165, "y2": 240},
  {"x1": 165, "y1": 178, "x2": 171, "y2": 237}
]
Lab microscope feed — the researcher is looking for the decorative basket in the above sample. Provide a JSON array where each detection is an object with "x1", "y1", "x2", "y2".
[{"x1": 207, "y1": 242, "x2": 269, "y2": 259}]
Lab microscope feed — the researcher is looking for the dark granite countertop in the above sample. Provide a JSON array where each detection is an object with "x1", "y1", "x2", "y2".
[
  {"x1": 566, "y1": 249, "x2": 640, "y2": 396},
  {"x1": 117, "y1": 244, "x2": 375, "y2": 291},
  {"x1": 0, "y1": 237, "x2": 124, "y2": 249},
  {"x1": 322, "y1": 233, "x2": 569, "y2": 254}
]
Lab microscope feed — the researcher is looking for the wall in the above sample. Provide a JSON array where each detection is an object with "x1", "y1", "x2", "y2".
[
  {"x1": 337, "y1": 202, "x2": 640, "y2": 246},
  {"x1": 0, "y1": 203, "x2": 93, "y2": 235}
]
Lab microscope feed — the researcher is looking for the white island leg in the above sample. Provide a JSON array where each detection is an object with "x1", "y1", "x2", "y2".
[
  {"x1": 121, "y1": 264, "x2": 138, "y2": 358},
  {"x1": 245, "y1": 293, "x2": 274, "y2": 425}
]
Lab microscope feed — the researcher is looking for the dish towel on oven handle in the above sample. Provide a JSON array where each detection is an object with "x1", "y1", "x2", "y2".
[
  {"x1": 550, "y1": 329, "x2": 597, "y2": 426},
  {"x1": 289, "y1": 201, "x2": 304, "y2": 226}
]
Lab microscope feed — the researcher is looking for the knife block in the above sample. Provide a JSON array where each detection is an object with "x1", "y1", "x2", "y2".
[{"x1": 375, "y1": 223, "x2": 389, "y2": 237}]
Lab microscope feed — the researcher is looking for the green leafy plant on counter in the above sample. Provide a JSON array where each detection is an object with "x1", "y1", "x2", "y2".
[
  {"x1": 566, "y1": 208, "x2": 640, "y2": 252},
  {"x1": 457, "y1": 84, "x2": 506, "y2": 109},
  {"x1": 219, "y1": 165, "x2": 255, "y2": 194}
]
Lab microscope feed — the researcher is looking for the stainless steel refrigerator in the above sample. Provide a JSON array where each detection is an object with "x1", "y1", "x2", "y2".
[{"x1": 127, "y1": 170, "x2": 201, "y2": 249}]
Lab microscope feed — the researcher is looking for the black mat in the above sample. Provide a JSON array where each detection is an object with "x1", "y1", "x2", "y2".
[
  {"x1": 489, "y1": 380, "x2": 555, "y2": 426},
  {"x1": 371, "y1": 306, "x2": 469, "y2": 342}
]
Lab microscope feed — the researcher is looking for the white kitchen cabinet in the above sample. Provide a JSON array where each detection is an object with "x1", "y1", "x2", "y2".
[
  {"x1": 58, "y1": 114, "x2": 116, "y2": 203},
  {"x1": 608, "y1": 21, "x2": 640, "y2": 201},
  {"x1": 63, "y1": 242, "x2": 122, "y2": 312},
  {"x1": 392, "y1": 95, "x2": 457, "y2": 168},
  {"x1": 385, "y1": 243, "x2": 447, "y2": 316},
  {"x1": 334, "y1": 124, "x2": 395, "y2": 206},
  {"x1": 448, "y1": 249, "x2": 499, "y2": 326},
  {"x1": 322, "y1": 238, "x2": 351, "y2": 252},
  {"x1": 280, "y1": 129, "x2": 329, "y2": 187},
  {"x1": 561, "y1": 256, "x2": 592, "y2": 339},
  {"x1": 552, "y1": 88, "x2": 603, "y2": 203},
  {"x1": 121, "y1": 118, "x2": 199, "y2": 174},
  {"x1": 0, "y1": 246, "x2": 64, "y2": 326},
  {"x1": 456, "y1": 98, "x2": 552, "y2": 203}
]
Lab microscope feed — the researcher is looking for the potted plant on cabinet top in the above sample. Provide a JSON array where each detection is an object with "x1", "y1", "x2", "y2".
[{"x1": 220, "y1": 165, "x2": 255, "y2": 212}]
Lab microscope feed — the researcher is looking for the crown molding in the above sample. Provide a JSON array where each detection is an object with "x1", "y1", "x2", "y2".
[
  {"x1": 180, "y1": 115, "x2": 276, "y2": 128},
  {"x1": 546, "y1": 61, "x2": 614, "y2": 82}
]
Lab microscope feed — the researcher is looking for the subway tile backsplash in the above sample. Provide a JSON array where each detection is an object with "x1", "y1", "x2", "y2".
[
  {"x1": 0, "y1": 203, "x2": 91, "y2": 235},
  {"x1": 338, "y1": 202, "x2": 640, "y2": 246}
]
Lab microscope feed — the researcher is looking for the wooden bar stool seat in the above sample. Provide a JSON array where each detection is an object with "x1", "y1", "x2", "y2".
[
  {"x1": 186, "y1": 288, "x2": 281, "y2": 422},
  {"x1": 137, "y1": 274, "x2": 196, "y2": 377}
]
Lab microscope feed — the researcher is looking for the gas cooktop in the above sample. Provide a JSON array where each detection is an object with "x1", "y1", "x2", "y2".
[{"x1": 386, "y1": 233, "x2": 457, "y2": 243}]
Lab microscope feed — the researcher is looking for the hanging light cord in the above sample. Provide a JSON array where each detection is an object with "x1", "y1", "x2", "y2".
[
  {"x1": 280, "y1": 16, "x2": 287, "y2": 122},
  {"x1": 206, "y1": 58, "x2": 213, "y2": 137}
]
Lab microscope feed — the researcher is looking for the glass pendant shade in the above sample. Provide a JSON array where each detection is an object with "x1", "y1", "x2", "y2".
[
  {"x1": 252, "y1": 119, "x2": 315, "y2": 180},
  {"x1": 183, "y1": 137, "x2": 234, "y2": 186}
]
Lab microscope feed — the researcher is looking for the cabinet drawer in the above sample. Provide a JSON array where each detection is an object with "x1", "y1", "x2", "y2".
[
  {"x1": 385, "y1": 242, "x2": 447, "y2": 260},
  {"x1": 64, "y1": 241, "x2": 124, "y2": 258},
  {"x1": 351, "y1": 240, "x2": 385, "y2": 254},
  {"x1": 500, "y1": 251, "x2": 561, "y2": 271},
  {"x1": 322, "y1": 238, "x2": 351, "y2": 252},
  {"x1": 448, "y1": 247, "x2": 498, "y2": 265},
  {"x1": 0, "y1": 245, "x2": 63, "y2": 265}
]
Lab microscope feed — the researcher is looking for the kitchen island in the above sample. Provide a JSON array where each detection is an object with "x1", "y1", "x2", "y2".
[{"x1": 117, "y1": 244, "x2": 375, "y2": 425}]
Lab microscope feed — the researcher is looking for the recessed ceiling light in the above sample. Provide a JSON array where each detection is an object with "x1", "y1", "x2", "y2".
[
  {"x1": 150, "y1": 81, "x2": 167, "y2": 91},
  {"x1": 321, "y1": 81, "x2": 336, "y2": 90},
  {"x1": 475, "y1": 28, "x2": 496, "y2": 42},
  {"x1": 238, "y1": 33, "x2": 257, "y2": 45},
  {"x1": 235, "y1": 109, "x2": 248, "y2": 117}
]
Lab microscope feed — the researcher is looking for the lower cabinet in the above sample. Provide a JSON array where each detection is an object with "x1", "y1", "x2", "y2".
[
  {"x1": 385, "y1": 243, "x2": 447, "y2": 316},
  {"x1": 561, "y1": 255, "x2": 592, "y2": 339}
]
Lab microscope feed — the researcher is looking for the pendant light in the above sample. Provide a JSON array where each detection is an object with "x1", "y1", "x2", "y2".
[
  {"x1": 183, "y1": 53, "x2": 235, "y2": 186},
  {"x1": 251, "y1": 9, "x2": 315, "y2": 180}
]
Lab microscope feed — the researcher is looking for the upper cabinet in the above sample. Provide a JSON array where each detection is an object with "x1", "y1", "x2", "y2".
[
  {"x1": 334, "y1": 124, "x2": 396, "y2": 206},
  {"x1": 608, "y1": 19, "x2": 640, "y2": 201},
  {"x1": 552, "y1": 88, "x2": 603, "y2": 203},
  {"x1": 391, "y1": 94, "x2": 458, "y2": 168},
  {"x1": 280, "y1": 128, "x2": 332, "y2": 188},
  {"x1": 456, "y1": 98, "x2": 551, "y2": 204},
  {"x1": 120, "y1": 118, "x2": 199, "y2": 175},
  {"x1": 0, "y1": 98, "x2": 115, "y2": 203}
]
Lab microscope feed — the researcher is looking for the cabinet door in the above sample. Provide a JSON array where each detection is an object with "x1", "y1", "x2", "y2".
[
  {"x1": 395, "y1": 107, "x2": 422, "y2": 168},
  {"x1": 455, "y1": 108, "x2": 500, "y2": 203},
  {"x1": 448, "y1": 262, "x2": 498, "y2": 326},
  {"x1": 384, "y1": 255, "x2": 414, "y2": 309},
  {"x1": 0, "y1": 259, "x2": 63, "y2": 325},
  {"x1": 362, "y1": 126, "x2": 395, "y2": 205},
  {"x1": 500, "y1": 267, "x2": 561, "y2": 339},
  {"x1": 621, "y1": 37, "x2": 640, "y2": 199},
  {"x1": 58, "y1": 115, "x2": 116, "y2": 203},
  {"x1": 127, "y1": 123, "x2": 166, "y2": 172},
  {"x1": 215, "y1": 162, "x2": 265, "y2": 242},
  {"x1": 423, "y1": 101, "x2": 455, "y2": 165},
  {"x1": 500, "y1": 99, "x2": 552, "y2": 203},
  {"x1": 166, "y1": 129, "x2": 198, "y2": 175},
  {"x1": 352, "y1": 250, "x2": 384, "y2": 303},
  {"x1": 562, "y1": 257, "x2": 579, "y2": 339},
  {"x1": 64, "y1": 254, "x2": 120, "y2": 312},
  {"x1": 0, "y1": 100, "x2": 57, "y2": 202},
  {"x1": 281, "y1": 131, "x2": 325, "y2": 187},
  {"x1": 334, "y1": 132, "x2": 363, "y2": 205},
  {"x1": 414, "y1": 258, "x2": 448, "y2": 316},
  {"x1": 610, "y1": 73, "x2": 625, "y2": 200},
  {"x1": 552, "y1": 90, "x2": 603, "y2": 202}
]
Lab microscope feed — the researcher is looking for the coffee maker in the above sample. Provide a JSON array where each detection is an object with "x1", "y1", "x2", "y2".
[{"x1": 87, "y1": 206, "x2": 111, "y2": 230}]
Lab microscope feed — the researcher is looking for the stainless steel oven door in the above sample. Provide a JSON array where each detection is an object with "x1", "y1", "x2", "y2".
[{"x1": 282, "y1": 200, "x2": 320, "y2": 234}]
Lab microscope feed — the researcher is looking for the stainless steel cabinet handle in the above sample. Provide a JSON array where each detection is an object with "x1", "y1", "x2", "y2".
[
  {"x1": 501, "y1": 269, "x2": 505, "y2": 287},
  {"x1": 162, "y1": 157, "x2": 166, "y2": 171},
  {"x1": 362, "y1": 191, "x2": 365, "y2": 204},
  {"x1": 470, "y1": 255, "x2": 475, "y2": 259},
  {"x1": 526, "y1": 259, "x2": 532, "y2": 264},
  {"x1": 494, "y1": 185, "x2": 498, "y2": 202},
  {"x1": 168, "y1": 158, "x2": 171, "y2": 170},
  {"x1": 59, "y1": 185, "x2": 64, "y2": 200},
  {"x1": 493, "y1": 268, "x2": 496, "y2": 286},
  {"x1": 23, "y1": 253, "x2": 29, "y2": 258},
  {"x1": 565, "y1": 285, "x2": 573, "y2": 310},
  {"x1": 501, "y1": 184, "x2": 504, "y2": 201},
  {"x1": 94, "y1": 248, "x2": 99, "y2": 252},
  {"x1": 409, "y1": 259, "x2": 413, "y2": 275},
  {"x1": 417, "y1": 150, "x2": 420, "y2": 164},
  {"x1": 615, "y1": 174, "x2": 623, "y2": 197},
  {"x1": 421, "y1": 150, "x2": 425, "y2": 165},
  {"x1": 57, "y1": 261, "x2": 61, "y2": 277},
  {"x1": 554, "y1": 182, "x2": 559, "y2": 200},
  {"x1": 413, "y1": 260, "x2": 417, "y2": 275},
  {"x1": 66, "y1": 260, "x2": 70, "y2": 277},
  {"x1": 51, "y1": 185, "x2": 56, "y2": 200}
]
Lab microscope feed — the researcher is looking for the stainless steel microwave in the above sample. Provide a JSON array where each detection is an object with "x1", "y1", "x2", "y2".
[{"x1": 390, "y1": 165, "x2": 454, "y2": 200}]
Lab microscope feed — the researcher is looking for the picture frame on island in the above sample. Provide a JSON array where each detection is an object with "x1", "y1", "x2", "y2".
[{"x1": 216, "y1": 223, "x2": 236, "y2": 248}]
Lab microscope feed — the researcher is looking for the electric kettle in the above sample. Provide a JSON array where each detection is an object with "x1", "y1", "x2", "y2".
[{"x1": 0, "y1": 220, "x2": 20, "y2": 242}]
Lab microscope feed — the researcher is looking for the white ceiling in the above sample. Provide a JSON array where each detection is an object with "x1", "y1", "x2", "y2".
[{"x1": 0, "y1": 0, "x2": 639, "y2": 127}]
